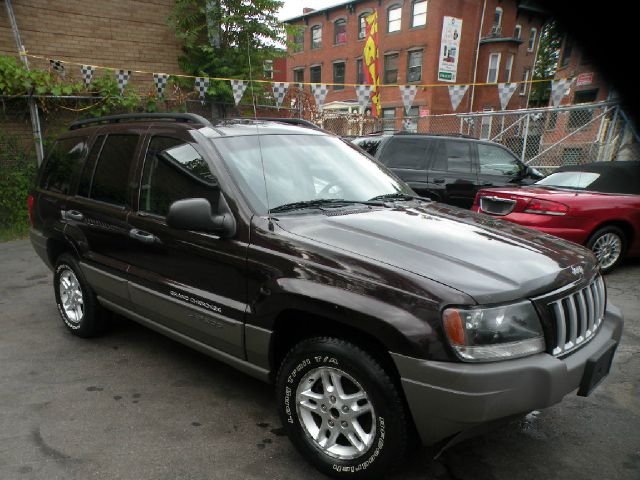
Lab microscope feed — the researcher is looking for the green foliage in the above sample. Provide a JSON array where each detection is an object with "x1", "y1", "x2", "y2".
[
  {"x1": 0, "y1": 55, "x2": 84, "y2": 96},
  {"x1": 168, "y1": 0, "x2": 288, "y2": 103},
  {"x1": 530, "y1": 21, "x2": 563, "y2": 107},
  {"x1": 0, "y1": 131, "x2": 37, "y2": 241}
]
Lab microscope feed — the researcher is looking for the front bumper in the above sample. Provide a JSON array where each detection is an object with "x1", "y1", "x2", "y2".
[{"x1": 391, "y1": 302, "x2": 624, "y2": 445}]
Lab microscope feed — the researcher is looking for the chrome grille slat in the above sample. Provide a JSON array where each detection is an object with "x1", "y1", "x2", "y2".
[{"x1": 549, "y1": 275, "x2": 605, "y2": 356}]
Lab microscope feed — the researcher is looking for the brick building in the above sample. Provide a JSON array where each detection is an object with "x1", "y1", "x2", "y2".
[
  {"x1": 284, "y1": 0, "x2": 547, "y2": 118},
  {"x1": 0, "y1": 0, "x2": 184, "y2": 83}
]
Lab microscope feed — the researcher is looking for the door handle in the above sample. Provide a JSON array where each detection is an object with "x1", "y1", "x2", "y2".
[
  {"x1": 129, "y1": 229, "x2": 158, "y2": 244},
  {"x1": 432, "y1": 178, "x2": 445, "y2": 184},
  {"x1": 65, "y1": 210, "x2": 84, "y2": 221}
]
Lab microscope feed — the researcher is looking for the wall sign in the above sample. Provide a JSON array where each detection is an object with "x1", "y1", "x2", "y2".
[
  {"x1": 438, "y1": 16, "x2": 463, "y2": 83},
  {"x1": 576, "y1": 72, "x2": 594, "y2": 86}
]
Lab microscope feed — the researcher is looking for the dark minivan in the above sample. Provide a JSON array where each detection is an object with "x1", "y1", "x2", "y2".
[
  {"x1": 355, "y1": 134, "x2": 543, "y2": 209},
  {"x1": 30, "y1": 114, "x2": 622, "y2": 479}
]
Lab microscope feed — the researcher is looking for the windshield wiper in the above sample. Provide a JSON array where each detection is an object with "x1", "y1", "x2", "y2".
[
  {"x1": 270, "y1": 198, "x2": 379, "y2": 214},
  {"x1": 368, "y1": 192, "x2": 420, "y2": 202}
]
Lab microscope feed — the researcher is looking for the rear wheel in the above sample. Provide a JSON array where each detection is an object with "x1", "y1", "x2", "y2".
[
  {"x1": 586, "y1": 226, "x2": 626, "y2": 274},
  {"x1": 276, "y1": 337, "x2": 409, "y2": 479},
  {"x1": 54, "y1": 253, "x2": 108, "y2": 337}
]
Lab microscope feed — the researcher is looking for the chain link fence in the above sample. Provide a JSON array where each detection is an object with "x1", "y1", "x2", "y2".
[{"x1": 1, "y1": 96, "x2": 638, "y2": 174}]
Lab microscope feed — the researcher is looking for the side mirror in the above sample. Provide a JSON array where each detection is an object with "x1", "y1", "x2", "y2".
[{"x1": 166, "y1": 197, "x2": 236, "y2": 238}]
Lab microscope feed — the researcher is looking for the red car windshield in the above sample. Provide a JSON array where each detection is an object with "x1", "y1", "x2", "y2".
[{"x1": 536, "y1": 171, "x2": 601, "y2": 190}]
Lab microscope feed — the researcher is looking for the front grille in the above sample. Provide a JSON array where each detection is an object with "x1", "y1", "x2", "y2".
[
  {"x1": 479, "y1": 196, "x2": 516, "y2": 216},
  {"x1": 549, "y1": 276, "x2": 606, "y2": 356}
]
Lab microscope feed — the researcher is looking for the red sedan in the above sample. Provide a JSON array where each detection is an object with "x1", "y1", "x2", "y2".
[{"x1": 472, "y1": 161, "x2": 640, "y2": 273}]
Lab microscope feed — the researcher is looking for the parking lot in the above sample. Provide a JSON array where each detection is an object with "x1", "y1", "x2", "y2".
[{"x1": 0, "y1": 238, "x2": 638, "y2": 480}]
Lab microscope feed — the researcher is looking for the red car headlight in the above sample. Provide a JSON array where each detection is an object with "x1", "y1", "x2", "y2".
[{"x1": 524, "y1": 198, "x2": 569, "y2": 216}]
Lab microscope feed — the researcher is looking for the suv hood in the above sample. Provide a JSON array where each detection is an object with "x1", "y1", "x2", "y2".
[{"x1": 276, "y1": 203, "x2": 597, "y2": 304}]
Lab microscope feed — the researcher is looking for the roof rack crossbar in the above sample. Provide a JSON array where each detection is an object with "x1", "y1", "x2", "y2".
[{"x1": 69, "y1": 113, "x2": 212, "y2": 130}]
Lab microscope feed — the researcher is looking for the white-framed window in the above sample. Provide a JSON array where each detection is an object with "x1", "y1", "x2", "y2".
[
  {"x1": 528, "y1": 28, "x2": 537, "y2": 52},
  {"x1": 358, "y1": 12, "x2": 371, "y2": 39},
  {"x1": 487, "y1": 53, "x2": 501, "y2": 83},
  {"x1": 388, "y1": 5, "x2": 402, "y2": 32},
  {"x1": 412, "y1": 0, "x2": 427, "y2": 28},
  {"x1": 514, "y1": 24, "x2": 522, "y2": 40},
  {"x1": 382, "y1": 108, "x2": 397, "y2": 133},
  {"x1": 311, "y1": 25, "x2": 322, "y2": 49},
  {"x1": 494, "y1": 7, "x2": 503, "y2": 27},
  {"x1": 480, "y1": 108, "x2": 494, "y2": 140},
  {"x1": 407, "y1": 49, "x2": 423, "y2": 82},
  {"x1": 504, "y1": 54, "x2": 514, "y2": 83},
  {"x1": 520, "y1": 68, "x2": 530, "y2": 95},
  {"x1": 263, "y1": 59, "x2": 273, "y2": 79},
  {"x1": 334, "y1": 18, "x2": 347, "y2": 44}
]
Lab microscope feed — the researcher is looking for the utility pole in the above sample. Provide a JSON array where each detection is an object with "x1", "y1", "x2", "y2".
[{"x1": 4, "y1": 0, "x2": 45, "y2": 165}]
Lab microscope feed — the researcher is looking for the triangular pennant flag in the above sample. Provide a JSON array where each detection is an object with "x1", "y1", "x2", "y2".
[
  {"x1": 448, "y1": 84, "x2": 469, "y2": 111},
  {"x1": 355, "y1": 85, "x2": 372, "y2": 113},
  {"x1": 81, "y1": 65, "x2": 95, "y2": 87},
  {"x1": 49, "y1": 59, "x2": 65, "y2": 79},
  {"x1": 310, "y1": 84, "x2": 329, "y2": 110},
  {"x1": 399, "y1": 85, "x2": 418, "y2": 115},
  {"x1": 195, "y1": 77, "x2": 210, "y2": 104},
  {"x1": 497, "y1": 83, "x2": 518, "y2": 110},
  {"x1": 551, "y1": 78, "x2": 573, "y2": 107},
  {"x1": 116, "y1": 70, "x2": 131, "y2": 95},
  {"x1": 272, "y1": 82, "x2": 289, "y2": 109},
  {"x1": 230, "y1": 79, "x2": 248, "y2": 106},
  {"x1": 153, "y1": 73, "x2": 169, "y2": 97}
]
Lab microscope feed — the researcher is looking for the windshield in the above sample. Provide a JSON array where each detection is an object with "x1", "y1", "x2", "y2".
[
  {"x1": 213, "y1": 134, "x2": 412, "y2": 214},
  {"x1": 535, "y1": 171, "x2": 601, "y2": 189}
]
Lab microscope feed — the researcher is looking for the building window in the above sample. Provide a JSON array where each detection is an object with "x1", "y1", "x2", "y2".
[
  {"x1": 487, "y1": 53, "x2": 500, "y2": 83},
  {"x1": 293, "y1": 68, "x2": 304, "y2": 83},
  {"x1": 311, "y1": 25, "x2": 322, "y2": 49},
  {"x1": 293, "y1": 30, "x2": 304, "y2": 53},
  {"x1": 358, "y1": 12, "x2": 370, "y2": 39},
  {"x1": 514, "y1": 24, "x2": 522, "y2": 40},
  {"x1": 528, "y1": 28, "x2": 537, "y2": 52},
  {"x1": 568, "y1": 89, "x2": 598, "y2": 128},
  {"x1": 504, "y1": 54, "x2": 514, "y2": 83},
  {"x1": 384, "y1": 53, "x2": 399, "y2": 84},
  {"x1": 560, "y1": 36, "x2": 573, "y2": 67},
  {"x1": 520, "y1": 68, "x2": 530, "y2": 95},
  {"x1": 334, "y1": 19, "x2": 347, "y2": 44},
  {"x1": 263, "y1": 59, "x2": 273, "y2": 79},
  {"x1": 333, "y1": 62, "x2": 345, "y2": 90},
  {"x1": 407, "y1": 50, "x2": 423, "y2": 82},
  {"x1": 356, "y1": 58, "x2": 364, "y2": 84},
  {"x1": 562, "y1": 148, "x2": 582, "y2": 166},
  {"x1": 382, "y1": 108, "x2": 396, "y2": 133},
  {"x1": 480, "y1": 108, "x2": 493, "y2": 140},
  {"x1": 310, "y1": 65, "x2": 322, "y2": 83},
  {"x1": 388, "y1": 5, "x2": 402, "y2": 33},
  {"x1": 403, "y1": 106, "x2": 419, "y2": 132},
  {"x1": 411, "y1": 1, "x2": 427, "y2": 28}
]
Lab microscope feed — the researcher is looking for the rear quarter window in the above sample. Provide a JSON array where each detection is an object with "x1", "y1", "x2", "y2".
[
  {"x1": 380, "y1": 137, "x2": 431, "y2": 169},
  {"x1": 87, "y1": 134, "x2": 140, "y2": 205},
  {"x1": 39, "y1": 137, "x2": 88, "y2": 194}
]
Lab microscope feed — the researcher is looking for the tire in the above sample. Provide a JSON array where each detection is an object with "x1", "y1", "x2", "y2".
[
  {"x1": 586, "y1": 226, "x2": 627, "y2": 274},
  {"x1": 53, "y1": 253, "x2": 108, "y2": 337},
  {"x1": 276, "y1": 337, "x2": 409, "y2": 479}
]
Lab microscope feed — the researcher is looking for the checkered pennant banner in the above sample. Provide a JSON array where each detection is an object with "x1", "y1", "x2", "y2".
[
  {"x1": 355, "y1": 85, "x2": 373, "y2": 113},
  {"x1": 272, "y1": 82, "x2": 289, "y2": 109},
  {"x1": 49, "y1": 59, "x2": 65, "y2": 79},
  {"x1": 230, "y1": 79, "x2": 248, "y2": 106},
  {"x1": 399, "y1": 85, "x2": 418, "y2": 115},
  {"x1": 497, "y1": 83, "x2": 518, "y2": 110},
  {"x1": 195, "y1": 77, "x2": 210, "y2": 103},
  {"x1": 153, "y1": 73, "x2": 169, "y2": 97},
  {"x1": 310, "y1": 84, "x2": 329, "y2": 110},
  {"x1": 448, "y1": 84, "x2": 469, "y2": 111},
  {"x1": 551, "y1": 78, "x2": 573, "y2": 107},
  {"x1": 81, "y1": 65, "x2": 95, "y2": 87},
  {"x1": 116, "y1": 70, "x2": 131, "y2": 95}
]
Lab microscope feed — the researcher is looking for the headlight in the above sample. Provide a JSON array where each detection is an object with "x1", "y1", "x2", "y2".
[{"x1": 442, "y1": 301, "x2": 545, "y2": 362}]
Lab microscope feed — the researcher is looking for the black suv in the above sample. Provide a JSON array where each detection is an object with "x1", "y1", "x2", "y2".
[
  {"x1": 353, "y1": 133, "x2": 544, "y2": 209},
  {"x1": 30, "y1": 114, "x2": 622, "y2": 479}
]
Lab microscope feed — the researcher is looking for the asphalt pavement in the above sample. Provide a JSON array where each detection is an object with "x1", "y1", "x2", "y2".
[{"x1": 1, "y1": 239, "x2": 638, "y2": 479}]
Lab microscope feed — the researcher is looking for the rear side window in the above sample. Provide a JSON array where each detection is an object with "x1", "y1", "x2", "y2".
[
  {"x1": 139, "y1": 136, "x2": 218, "y2": 217},
  {"x1": 381, "y1": 137, "x2": 430, "y2": 169},
  {"x1": 432, "y1": 140, "x2": 473, "y2": 173},
  {"x1": 77, "y1": 135, "x2": 106, "y2": 197},
  {"x1": 89, "y1": 134, "x2": 139, "y2": 205},
  {"x1": 40, "y1": 137, "x2": 88, "y2": 194},
  {"x1": 477, "y1": 144, "x2": 521, "y2": 176}
]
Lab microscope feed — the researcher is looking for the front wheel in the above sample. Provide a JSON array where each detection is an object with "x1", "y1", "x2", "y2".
[
  {"x1": 276, "y1": 337, "x2": 409, "y2": 479},
  {"x1": 586, "y1": 226, "x2": 626, "y2": 274}
]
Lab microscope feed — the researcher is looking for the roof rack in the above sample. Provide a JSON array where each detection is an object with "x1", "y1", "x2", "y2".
[
  {"x1": 396, "y1": 131, "x2": 476, "y2": 139},
  {"x1": 68, "y1": 113, "x2": 212, "y2": 130},
  {"x1": 253, "y1": 117, "x2": 322, "y2": 130}
]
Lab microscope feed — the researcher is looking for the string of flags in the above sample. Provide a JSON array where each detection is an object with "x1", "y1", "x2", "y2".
[{"x1": 41, "y1": 55, "x2": 573, "y2": 113}]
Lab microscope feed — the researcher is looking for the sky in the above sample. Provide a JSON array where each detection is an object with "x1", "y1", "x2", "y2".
[{"x1": 278, "y1": 0, "x2": 346, "y2": 21}]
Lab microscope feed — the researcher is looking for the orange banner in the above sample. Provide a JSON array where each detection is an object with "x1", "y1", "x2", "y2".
[{"x1": 363, "y1": 11, "x2": 381, "y2": 117}]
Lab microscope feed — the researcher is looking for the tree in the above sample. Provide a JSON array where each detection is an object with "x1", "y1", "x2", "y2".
[
  {"x1": 168, "y1": 0, "x2": 289, "y2": 108},
  {"x1": 529, "y1": 20, "x2": 563, "y2": 107}
]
